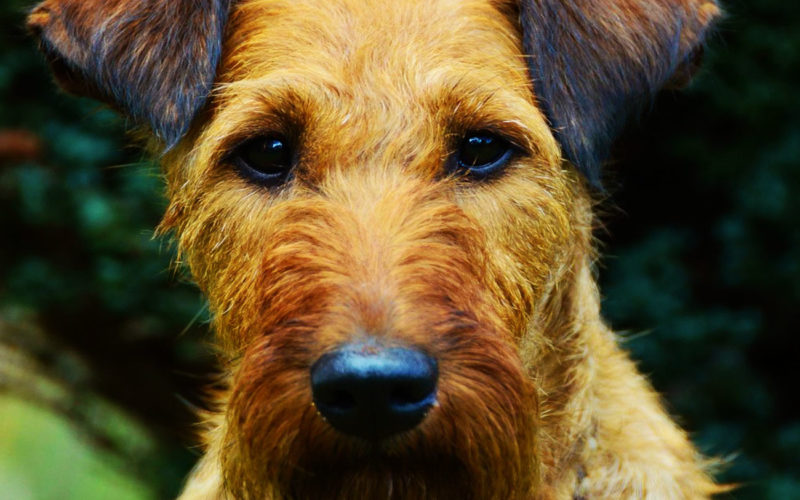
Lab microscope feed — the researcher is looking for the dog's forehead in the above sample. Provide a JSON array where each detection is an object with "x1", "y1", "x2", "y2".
[{"x1": 219, "y1": 0, "x2": 530, "y2": 94}]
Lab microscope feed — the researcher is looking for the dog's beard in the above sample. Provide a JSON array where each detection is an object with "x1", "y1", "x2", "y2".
[
  {"x1": 219, "y1": 327, "x2": 540, "y2": 500},
  {"x1": 224, "y1": 408, "x2": 538, "y2": 500},
  {"x1": 284, "y1": 444, "x2": 492, "y2": 500}
]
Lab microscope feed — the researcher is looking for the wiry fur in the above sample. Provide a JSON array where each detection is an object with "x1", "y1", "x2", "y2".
[{"x1": 29, "y1": 0, "x2": 725, "y2": 498}]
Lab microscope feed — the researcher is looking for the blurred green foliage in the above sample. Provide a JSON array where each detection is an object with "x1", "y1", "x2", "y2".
[
  {"x1": 0, "y1": 1, "x2": 210, "y2": 497},
  {"x1": 0, "y1": 0, "x2": 798, "y2": 498},
  {"x1": 0, "y1": 396, "x2": 153, "y2": 500}
]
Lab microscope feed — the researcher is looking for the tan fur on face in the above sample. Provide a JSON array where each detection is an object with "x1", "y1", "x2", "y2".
[{"x1": 152, "y1": 0, "x2": 722, "y2": 498}]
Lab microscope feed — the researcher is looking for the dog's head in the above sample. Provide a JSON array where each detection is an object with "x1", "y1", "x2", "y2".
[{"x1": 29, "y1": 0, "x2": 719, "y2": 498}]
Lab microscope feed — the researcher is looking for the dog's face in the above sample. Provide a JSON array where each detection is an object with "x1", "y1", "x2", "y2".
[
  {"x1": 164, "y1": 2, "x2": 575, "y2": 496},
  {"x1": 28, "y1": 0, "x2": 718, "y2": 497}
]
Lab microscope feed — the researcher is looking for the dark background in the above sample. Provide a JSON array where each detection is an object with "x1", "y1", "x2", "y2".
[{"x1": 1, "y1": 0, "x2": 798, "y2": 497}]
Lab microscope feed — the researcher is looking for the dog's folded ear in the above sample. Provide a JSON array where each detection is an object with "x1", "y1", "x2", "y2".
[
  {"x1": 27, "y1": 0, "x2": 231, "y2": 149},
  {"x1": 519, "y1": 0, "x2": 720, "y2": 187}
]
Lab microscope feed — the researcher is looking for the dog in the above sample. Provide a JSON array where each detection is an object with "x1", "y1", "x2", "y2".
[{"x1": 28, "y1": 0, "x2": 723, "y2": 498}]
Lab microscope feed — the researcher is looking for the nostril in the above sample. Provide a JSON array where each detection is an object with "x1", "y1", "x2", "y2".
[
  {"x1": 389, "y1": 380, "x2": 435, "y2": 409},
  {"x1": 320, "y1": 389, "x2": 356, "y2": 412}
]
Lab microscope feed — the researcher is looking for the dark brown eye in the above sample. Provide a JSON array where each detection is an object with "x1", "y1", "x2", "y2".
[
  {"x1": 455, "y1": 132, "x2": 514, "y2": 178},
  {"x1": 231, "y1": 135, "x2": 294, "y2": 186}
]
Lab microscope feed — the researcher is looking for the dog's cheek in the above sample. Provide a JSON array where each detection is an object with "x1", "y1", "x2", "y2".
[
  {"x1": 457, "y1": 164, "x2": 579, "y2": 335},
  {"x1": 221, "y1": 331, "x2": 325, "y2": 495},
  {"x1": 432, "y1": 332, "x2": 541, "y2": 497},
  {"x1": 158, "y1": 199, "x2": 276, "y2": 349}
]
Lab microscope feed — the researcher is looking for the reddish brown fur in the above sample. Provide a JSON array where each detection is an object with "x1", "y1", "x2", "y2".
[{"x1": 29, "y1": 0, "x2": 725, "y2": 498}]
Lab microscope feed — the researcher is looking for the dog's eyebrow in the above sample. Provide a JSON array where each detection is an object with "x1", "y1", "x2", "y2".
[
  {"x1": 424, "y1": 79, "x2": 544, "y2": 154},
  {"x1": 214, "y1": 72, "x2": 347, "y2": 103},
  {"x1": 205, "y1": 71, "x2": 547, "y2": 160},
  {"x1": 203, "y1": 76, "x2": 332, "y2": 145}
]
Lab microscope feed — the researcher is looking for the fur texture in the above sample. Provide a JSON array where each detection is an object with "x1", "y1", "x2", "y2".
[{"x1": 29, "y1": 0, "x2": 724, "y2": 498}]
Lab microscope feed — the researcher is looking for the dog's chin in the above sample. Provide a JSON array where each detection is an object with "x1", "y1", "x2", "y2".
[
  {"x1": 284, "y1": 451, "x2": 475, "y2": 500},
  {"x1": 225, "y1": 420, "x2": 523, "y2": 500}
]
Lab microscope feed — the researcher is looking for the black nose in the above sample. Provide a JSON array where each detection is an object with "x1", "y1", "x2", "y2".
[{"x1": 310, "y1": 343, "x2": 438, "y2": 440}]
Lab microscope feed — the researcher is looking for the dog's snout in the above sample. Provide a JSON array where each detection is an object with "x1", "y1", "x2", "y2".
[{"x1": 310, "y1": 343, "x2": 438, "y2": 440}]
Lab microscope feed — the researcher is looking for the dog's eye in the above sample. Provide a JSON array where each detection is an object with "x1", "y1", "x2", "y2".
[
  {"x1": 231, "y1": 135, "x2": 294, "y2": 185},
  {"x1": 454, "y1": 132, "x2": 514, "y2": 179}
]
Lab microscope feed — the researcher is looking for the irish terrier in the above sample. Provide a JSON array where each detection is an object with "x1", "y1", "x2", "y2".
[{"x1": 28, "y1": 0, "x2": 723, "y2": 498}]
